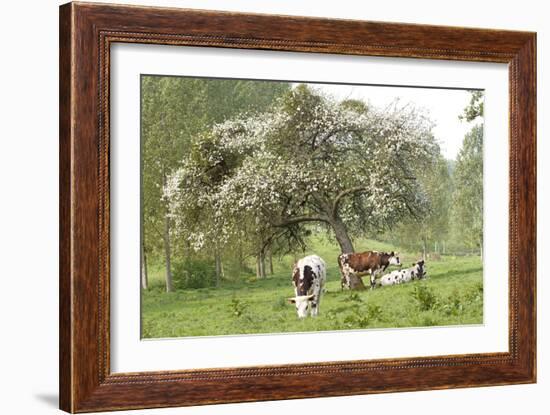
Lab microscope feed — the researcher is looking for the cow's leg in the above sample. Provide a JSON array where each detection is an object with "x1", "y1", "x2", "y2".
[
  {"x1": 314, "y1": 298, "x2": 319, "y2": 316},
  {"x1": 340, "y1": 261, "x2": 352, "y2": 290},
  {"x1": 370, "y1": 270, "x2": 378, "y2": 290},
  {"x1": 341, "y1": 270, "x2": 352, "y2": 290},
  {"x1": 310, "y1": 283, "x2": 321, "y2": 317}
]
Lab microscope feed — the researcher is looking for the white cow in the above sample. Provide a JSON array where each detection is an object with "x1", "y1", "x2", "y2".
[
  {"x1": 288, "y1": 255, "x2": 326, "y2": 318},
  {"x1": 378, "y1": 260, "x2": 427, "y2": 287}
]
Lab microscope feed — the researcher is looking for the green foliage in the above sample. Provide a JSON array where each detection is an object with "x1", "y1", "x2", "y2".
[
  {"x1": 410, "y1": 279, "x2": 483, "y2": 317},
  {"x1": 341, "y1": 301, "x2": 383, "y2": 329},
  {"x1": 440, "y1": 289, "x2": 465, "y2": 316},
  {"x1": 172, "y1": 258, "x2": 217, "y2": 289},
  {"x1": 347, "y1": 292, "x2": 364, "y2": 304},
  {"x1": 386, "y1": 154, "x2": 452, "y2": 255},
  {"x1": 459, "y1": 90, "x2": 484, "y2": 122},
  {"x1": 465, "y1": 281, "x2": 484, "y2": 303},
  {"x1": 343, "y1": 308, "x2": 371, "y2": 329},
  {"x1": 451, "y1": 124, "x2": 483, "y2": 252},
  {"x1": 229, "y1": 297, "x2": 249, "y2": 318},
  {"x1": 379, "y1": 90, "x2": 484, "y2": 257},
  {"x1": 410, "y1": 284, "x2": 439, "y2": 311},
  {"x1": 449, "y1": 90, "x2": 484, "y2": 255}
]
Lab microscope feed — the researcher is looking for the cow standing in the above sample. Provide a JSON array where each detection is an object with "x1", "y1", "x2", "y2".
[
  {"x1": 379, "y1": 260, "x2": 427, "y2": 287},
  {"x1": 338, "y1": 251, "x2": 401, "y2": 290},
  {"x1": 288, "y1": 255, "x2": 326, "y2": 318}
]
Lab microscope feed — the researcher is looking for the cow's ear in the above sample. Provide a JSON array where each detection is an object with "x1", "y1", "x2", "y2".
[
  {"x1": 287, "y1": 298, "x2": 296, "y2": 304},
  {"x1": 412, "y1": 262, "x2": 416, "y2": 266}
]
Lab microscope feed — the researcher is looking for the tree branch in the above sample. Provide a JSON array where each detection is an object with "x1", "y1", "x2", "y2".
[
  {"x1": 272, "y1": 215, "x2": 331, "y2": 228},
  {"x1": 331, "y1": 186, "x2": 369, "y2": 218}
]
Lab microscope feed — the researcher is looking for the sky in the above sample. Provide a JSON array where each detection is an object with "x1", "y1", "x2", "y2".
[{"x1": 296, "y1": 82, "x2": 480, "y2": 161}]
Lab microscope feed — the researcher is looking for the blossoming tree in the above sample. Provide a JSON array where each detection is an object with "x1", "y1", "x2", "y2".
[{"x1": 164, "y1": 85, "x2": 439, "y2": 286}]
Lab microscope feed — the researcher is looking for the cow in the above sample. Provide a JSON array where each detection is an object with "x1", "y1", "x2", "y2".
[
  {"x1": 378, "y1": 260, "x2": 427, "y2": 287},
  {"x1": 338, "y1": 251, "x2": 401, "y2": 290},
  {"x1": 288, "y1": 255, "x2": 326, "y2": 318}
]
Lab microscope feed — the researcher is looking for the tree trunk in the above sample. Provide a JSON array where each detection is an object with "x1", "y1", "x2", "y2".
[
  {"x1": 215, "y1": 251, "x2": 222, "y2": 287},
  {"x1": 329, "y1": 216, "x2": 365, "y2": 289},
  {"x1": 350, "y1": 278, "x2": 366, "y2": 290},
  {"x1": 163, "y1": 213, "x2": 174, "y2": 292},
  {"x1": 268, "y1": 248, "x2": 274, "y2": 275},
  {"x1": 422, "y1": 237, "x2": 427, "y2": 261},
  {"x1": 141, "y1": 244, "x2": 148, "y2": 290},
  {"x1": 256, "y1": 252, "x2": 266, "y2": 279},
  {"x1": 140, "y1": 157, "x2": 148, "y2": 290},
  {"x1": 330, "y1": 216, "x2": 354, "y2": 253},
  {"x1": 260, "y1": 252, "x2": 266, "y2": 278},
  {"x1": 237, "y1": 241, "x2": 244, "y2": 277}
]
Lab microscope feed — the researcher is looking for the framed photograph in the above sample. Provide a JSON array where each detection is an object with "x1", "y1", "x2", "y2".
[{"x1": 59, "y1": 2, "x2": 536, "y2": 412}]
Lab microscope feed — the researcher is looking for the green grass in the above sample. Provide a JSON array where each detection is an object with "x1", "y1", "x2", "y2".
[{"x1": 141, "y1": 238, "x2": 483, "y2": 338}]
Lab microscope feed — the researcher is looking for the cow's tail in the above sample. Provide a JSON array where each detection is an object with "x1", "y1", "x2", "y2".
[
  {"x1": 337, "y1": 254, "x2": 346, "y2": 276},
  {"x1": 337, "y1": 254, "x2": 347, "y2": 290}
]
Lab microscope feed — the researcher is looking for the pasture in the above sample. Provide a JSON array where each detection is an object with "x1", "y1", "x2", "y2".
[{"x1": 141, "y1": 238, "x2": 483, "y2": 338}]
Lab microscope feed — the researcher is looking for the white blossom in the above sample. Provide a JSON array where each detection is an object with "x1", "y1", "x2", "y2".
[{"x1": 164, "y1": 85, "x2": 438, "y2": 250}]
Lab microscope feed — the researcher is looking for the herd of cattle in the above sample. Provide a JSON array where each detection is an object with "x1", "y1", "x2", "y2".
[{"x1": 288, "y1": 251, "x2": 427, "y2": 318}]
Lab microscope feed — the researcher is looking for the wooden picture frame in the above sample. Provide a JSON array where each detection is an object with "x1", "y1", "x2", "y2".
[{"x1": 59, "y1": 2, "x2": 536, "y2": 412}]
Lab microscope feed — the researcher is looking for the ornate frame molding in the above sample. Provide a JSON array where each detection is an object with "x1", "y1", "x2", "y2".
[{"x1": 60, "y1": 2, "x2": 536, "y2": 412}]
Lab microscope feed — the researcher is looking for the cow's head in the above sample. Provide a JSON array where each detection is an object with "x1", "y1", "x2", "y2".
[
  {"x1": 288, "y1": 294, "x2": 315, "y2": 318},
  {"x1": 413, "y1": 260, "x2": 427, "y2": 279},
  {"x1": 389, "y1": 251, "x2": 401, "y2": 266}
]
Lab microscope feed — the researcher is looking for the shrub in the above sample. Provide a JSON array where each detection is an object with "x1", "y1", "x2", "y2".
[
  {"x1": 441, "y1": 291, "x2": 465, "y2": 316},
  {"x1": 341, "y1": 303, "x2": 381, "y2": 328},
  {"x1": 172, "y1": 258, "x2": 217, "y2": 289},
  {"x1": 440, "y1": 283, "x2": 483, "y2": 317},
  {"x1": 334, "y1": 292, "x2": 382, "y2": 329},
  {"x1": 345, "y1": 292, "x2": 364, "y2": 304},
  {"x1": 229, "y1": 297, "x2": 249, "y2": 317},
  {"x1": 343, "y1": 307, "x2": 370, "y2": 328},
  {"x1": 366, "y1": 304, "x2": 382, "y2": 319},
  {"x1": 411, "y1": 284, "x2": 438, "y2": 311},
  {"x1": 465, "y1": 282, "x2": 484, "y2": 304}
]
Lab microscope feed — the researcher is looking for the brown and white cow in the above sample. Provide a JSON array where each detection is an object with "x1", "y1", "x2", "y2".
[{"x1": 338, "y1": 251, "x2": 401, "y2": 290}]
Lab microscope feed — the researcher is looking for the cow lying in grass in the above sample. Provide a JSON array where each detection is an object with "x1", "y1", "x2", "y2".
[
  {"x1": 378, "y1": 260, "x2": 427, "y2": 287},
  {"x1": 288, "y1": 255, "x2": 326, "y2": 318}
]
